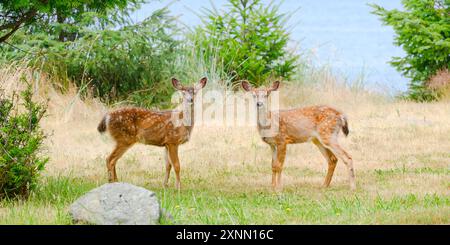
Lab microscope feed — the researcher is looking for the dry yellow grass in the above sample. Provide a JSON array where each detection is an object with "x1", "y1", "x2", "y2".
[{"x1": 1, "y1": 66, "x2": 449, "y2": 224}]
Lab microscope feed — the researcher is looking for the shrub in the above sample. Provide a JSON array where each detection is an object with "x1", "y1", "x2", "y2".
[
  {"x1": 371, "y1": 0, "x2": 450, "y2": 101},
  {"x1": 61, "y1": 8, "x2": 180, "y2": 107},
  {"x1": 0, "y1": 80, "x2": 48, "y2": 200},
  {"x1": 195, "y1": 0, "x2": 299, "y2": 87},
  {"x1": 2, "y1": 7, "x2": 182, "y2": 108},
  {"x1": 0, "y1": 0, "x2": 138, "y2": 44}
]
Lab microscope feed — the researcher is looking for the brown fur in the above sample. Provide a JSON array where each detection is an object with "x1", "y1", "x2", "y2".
[
  {"x1": 100, "y1": 77, "x2": 207, "y2": 189},
  {"x1": 242, "y1": 80, "x2": 356, "y2": 190},
  {"x1": 105, "y1": 107, "x2": 193, "y2": 146}
]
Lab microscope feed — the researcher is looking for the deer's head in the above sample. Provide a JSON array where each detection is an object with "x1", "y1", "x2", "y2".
[
  {"x1": 172, "y1": 77, "x2": 208, "y2": 105},
  {"x1": 241, "y1": 80, "x2": 280, "y2": 110}
]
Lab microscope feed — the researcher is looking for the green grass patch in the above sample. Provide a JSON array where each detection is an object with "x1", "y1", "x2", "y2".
[
  {"x1": 1, "y1": 174, "x2": 448, "y2": 224},
  {"x1": 374, "y1": 166, "x2": 450, "y2": 180}
]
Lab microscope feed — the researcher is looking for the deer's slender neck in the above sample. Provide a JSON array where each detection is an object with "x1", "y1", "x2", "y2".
[
  {"x1": 257, "y1": 107, "x2": 271, "y2": 130},
  {"x1": 182, "y1": 102, "x2": 195, "y2": 128}
]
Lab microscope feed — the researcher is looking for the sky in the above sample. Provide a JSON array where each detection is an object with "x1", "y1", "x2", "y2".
[{"x1": 132, "y1": 0, "x2": 408, "y2": 92}]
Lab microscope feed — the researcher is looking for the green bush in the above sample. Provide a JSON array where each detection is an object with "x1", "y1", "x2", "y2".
[
  {"x1": 371, "y1": 0, "x2": 450, "y2": 101},
  {"x1": 0, "y1": 0, "x2": 138, "y2": 44},
  {"x1": 2, "y1": 7, "x2": 182, "y2": 108},
  {"x1": 0, "y1": 80, "x2": 48, "y2": 200},
  {"x1": 195, "y1": 0, "x2": 299, "y2": 87},
  {"x1": 60, "y1": 8, "x2": 180, "y2": 107}
]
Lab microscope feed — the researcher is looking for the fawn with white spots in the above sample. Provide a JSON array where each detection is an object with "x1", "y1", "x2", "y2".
[
  {"x1": 97, "y1": 77, "x2": 207, "y2": 189},
  {"x1": 241, "y1": 80, "x2": 356, "y2": 190}
]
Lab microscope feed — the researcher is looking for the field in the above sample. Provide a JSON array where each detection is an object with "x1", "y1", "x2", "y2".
[{"x1": 0, "y1": 68, "x2": 449, "y2": 224}]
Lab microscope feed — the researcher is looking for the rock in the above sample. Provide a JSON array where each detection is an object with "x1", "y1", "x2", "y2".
[{"x1": 69, "y1": 182, "x2": 160, "y2": 225}]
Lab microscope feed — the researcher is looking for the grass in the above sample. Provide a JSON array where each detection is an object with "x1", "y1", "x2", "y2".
[
  {"x1": 1, "y1": 174, "x2": 448, "y2": 224},
  {"x1": 0, "y1": 66, "x2": 449, "y2": 224}
]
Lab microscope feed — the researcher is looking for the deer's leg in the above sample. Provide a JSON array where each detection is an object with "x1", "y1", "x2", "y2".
[
  {"x1": 167, "y1": 144, "x2": 181, "y2": 190},
  {"x1": 106, "y1": 143, "x2": 131, "y2": 182},
  {"x1": 320, "y1": 137, "x2": 356, "y2": 190},
  {"x1": 270, "y1": 145, "x2": 277, "y2": 188},
  {"x1": 313, "y1": 139, "x2": 337, "y2": 187},
  {"x1": 273, "y1": 144, "x2": 287, "y2": 190},
  {"x1": 163, "y1": 146, "x2": 172, "y2": 188}
]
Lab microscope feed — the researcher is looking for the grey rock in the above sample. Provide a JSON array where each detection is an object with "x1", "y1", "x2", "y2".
[{"x1": 69, "y1": 182, "x2": 160, "y2": 225}]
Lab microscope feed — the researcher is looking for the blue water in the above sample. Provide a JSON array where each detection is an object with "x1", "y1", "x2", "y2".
[{"x1": 134, "y1": 0, "x2": 408, "y2": 92}]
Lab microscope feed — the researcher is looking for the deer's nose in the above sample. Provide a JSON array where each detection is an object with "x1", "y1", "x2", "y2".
[
  {"x1": 187, "y1": 98, "x2": 194, "y2": 103},
  {"x1": 257, "y1": 102, "x2": 263, "y2": 107}
]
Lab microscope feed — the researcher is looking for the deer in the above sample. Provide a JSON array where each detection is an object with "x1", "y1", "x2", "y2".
[
  {"x1": 97, "y1": 77, "x2": 207, "y2": 189},
  {"x1": 241, "y1": 80, "x2": 356, "y2": 191}
]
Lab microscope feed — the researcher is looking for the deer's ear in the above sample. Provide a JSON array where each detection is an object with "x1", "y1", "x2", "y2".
[
  {"x1": 197, "y1": 77, "x2": 207, "y2": 89},
  {"x1": 172, "y1": 78, "x2": 184, "y2": 90},
  {"x1": 270, "y1": 81, "x2": 280, "y2": 91},
  {"x1": 241, "y1": 80, "x2": 252, "y2": 92}
]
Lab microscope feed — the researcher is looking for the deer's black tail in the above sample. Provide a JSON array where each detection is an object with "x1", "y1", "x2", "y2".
[
  {"x1": 341, "y1": 115, "x2": 349, "y2": 137},
  {"x1": 97, "y1": 114, "x2": 108, "y2": 133}
]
